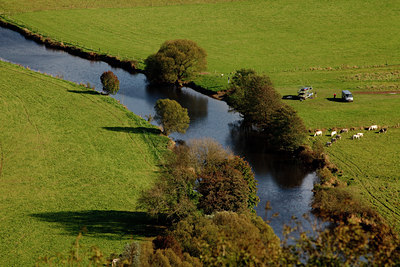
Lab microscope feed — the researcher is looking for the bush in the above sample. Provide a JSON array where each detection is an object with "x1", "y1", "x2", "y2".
[
  {"x1": 145, "y1": 39, "x2": 207, "y2": 85},
  {"x1": 100, "y1": 71, "x2": 120, "y2": 95}
]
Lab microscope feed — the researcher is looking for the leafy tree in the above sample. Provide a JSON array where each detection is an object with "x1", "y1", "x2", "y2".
[
  {"x1": 171, "y1": 212, "x2": 281, "y2": 266},
  {"x1": 100, "y1": 71, "x2": 120, "y2": 95},
  {"x1": 145, "y1": 39, "x2": 207, "y2": 85},
  {"x1": 139, "y1": 138, "x2": 259, "y2": 220},
  {"x1": 154, "y1": 99, "x2": 190, "y2": 135},
  {"x1": 228, "y1": 69, "x2": 306, "y2": 151},
  {"x1": 197, "y1": 159, "x2": 250, "y2": 214}
]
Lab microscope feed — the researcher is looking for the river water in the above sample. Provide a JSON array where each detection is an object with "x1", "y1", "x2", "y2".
[{"x1": 0, "y1": 26, "x2": 318, "y2": 236}]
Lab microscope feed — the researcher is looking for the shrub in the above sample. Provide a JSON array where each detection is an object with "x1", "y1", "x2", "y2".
[{"x1": 100, "y1": 71, "x2": 120, "y2": 95}]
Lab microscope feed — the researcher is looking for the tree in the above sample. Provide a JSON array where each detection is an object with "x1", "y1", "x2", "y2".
[
  {"x1": 154, "y1": 99, "x2": 190, "y2": 135},
  {"x1": 100, "y1": 71, "x2": 120, "y2": 94},
  {"x1": 228, "y1": 69, "x2": 307, "y2": 151},
  {"x1": 145, "y1": 39, "x2": 207, "y2": 85}
]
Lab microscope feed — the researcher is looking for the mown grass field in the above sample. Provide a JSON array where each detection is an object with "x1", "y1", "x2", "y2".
[
  {"x1": 0, "y1": 61, "x2": 169, "y2": 265},
  {"x1": 315, "y1": 128, "x2": 400, "y2": 232}
]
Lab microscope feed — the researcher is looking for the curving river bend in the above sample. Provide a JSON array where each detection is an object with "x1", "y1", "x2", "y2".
[{"x1": 0, "y1": 26, "x2": 318, "y2": 237}]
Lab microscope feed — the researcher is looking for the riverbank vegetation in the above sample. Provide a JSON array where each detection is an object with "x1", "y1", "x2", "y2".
[
  {"x1": 145, "y1": 39, "x2": 207, "y2": 86},
  {"x1": 227, "y1": 69, "x2": 307, "y2": 151},
  {"x1": 0, "y1": 61, "x2": 169, "y2": 265}
]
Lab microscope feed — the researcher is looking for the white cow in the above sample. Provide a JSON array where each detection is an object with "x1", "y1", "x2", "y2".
[
  {"x1": 368, "y1": 125, "x2": 378, "y2": 131},
  {"x1": 331, "y1": 131, "x2": 337, "y2": 137},
  {"x1": 314, "y1": 130, "x2": 323, "y2": 137},
  {"x1": 352, "y1": 134, "x2": 360, "y2": 140},
  {"x1": 357, "y1": 133, "x2": 364, "y2": 137}
]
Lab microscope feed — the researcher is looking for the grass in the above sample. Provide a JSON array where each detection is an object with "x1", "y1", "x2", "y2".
[
  {"x1": 1, "y1": 0, "x2": 399, "y2": 74},
  {"x1": 0, "y1": 61, "x2": 170, "y2": 265},
  {"x1": 316, "y1": 128, "x2": 400, "y2": 232},
  {"x1": 1, "y1": 0, "x2": 399, "y2": 125}
]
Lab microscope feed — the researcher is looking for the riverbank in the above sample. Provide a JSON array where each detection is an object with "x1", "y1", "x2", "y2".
[
  {"x1": 0, "y1": 18, "x2": 226, "y2": 101},
  {"x1": 0, "y1": 60, "x2": 170, "y2": 265}
]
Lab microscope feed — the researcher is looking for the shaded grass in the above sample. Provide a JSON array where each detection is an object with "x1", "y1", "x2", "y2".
[
  {"x1": 0, "y1": 61, "x2": 169, "y2": 265},
  {"x1": 316, "y1": 128, "x2": 400, "y2": 232}
]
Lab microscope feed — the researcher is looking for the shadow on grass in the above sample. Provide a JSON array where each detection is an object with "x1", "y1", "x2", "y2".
[
  {"x1": 30, "y1": 210, "x2": 166, "y2": 240},
  {"x1": 326, "y1": 97, "x2": 344, "y2": 102},
  {"x1": 282, "y1": 95, "x2": 299, "y2": 100},
  {"x1": 68, "y1": 89, "x2": 100, "y2": 95},
  {"x1": 103, "y1": 126, "x2": 161, "y2": 135}
]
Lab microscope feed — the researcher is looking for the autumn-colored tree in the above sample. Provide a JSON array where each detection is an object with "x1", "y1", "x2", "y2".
[
  {"x1": 100, "y1": 71, "x2": 119, "y2": 95},
  {"x1": 145, "y1": 39, "x2": 207, "y2": 85}
]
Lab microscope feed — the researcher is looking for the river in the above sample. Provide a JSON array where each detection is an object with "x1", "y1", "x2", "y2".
[{"x1": 0, "y1": 26, "x2": 318, "y2": 237}]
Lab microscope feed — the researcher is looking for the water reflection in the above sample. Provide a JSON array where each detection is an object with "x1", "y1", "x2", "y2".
[
  {"x1": 228, "y1": 121, "x2": 310, "y2": 188},
  {"x1": 146, "y1": 84, "x2": 208, "y2": 121}
]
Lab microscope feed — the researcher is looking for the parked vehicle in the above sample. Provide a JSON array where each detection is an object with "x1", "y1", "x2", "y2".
[
  {"x1": 298, "y1": 87, "x2": 313, "y2": 100},
  {"x1": 342, "y1": 90, "x2": 353, "y2": 102}
]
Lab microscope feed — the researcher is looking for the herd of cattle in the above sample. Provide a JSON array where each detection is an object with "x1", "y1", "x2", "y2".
[{"x1": 313, "y1": 125, "x2": 388, "y2": 147}]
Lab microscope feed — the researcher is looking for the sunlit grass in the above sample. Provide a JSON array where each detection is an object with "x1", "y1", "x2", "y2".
[
  {"x1": 321, "y1": 128, "x2": 400, "y2": 232},
  {"x1": 0, "y1": 61, "x2": 169, "y2": 265}
]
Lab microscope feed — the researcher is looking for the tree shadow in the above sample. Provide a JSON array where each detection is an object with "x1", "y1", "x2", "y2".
[
  {"x1": 326, "y1": 97, "x2": 343, "y2": 102},
  {"x1": 282, "y1": 95, "x2": 299, "y2": 100},
  {"x1": 103, "y1": 126, "x2": 161, "y2": 135},
  {"x1": 30, "y1": 210, "x2": 166, "y2": 240},
  {"x1": 68, "y1": 89, "x2": 100, "y2": 95}
]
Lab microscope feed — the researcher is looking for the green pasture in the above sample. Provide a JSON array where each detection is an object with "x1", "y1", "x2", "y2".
[
  {"x1": 317, "y1": 128, "x2": 400, "y2": 232},
  {"x1": 1, "y1": 0, "x2": 399, "y2": 75},
  {"x1": 275, "y1": 65, "x2": 400, "y2": 130},
  {"x1": 0, "y1": 61, "x2": 169, "y2": 265},
  {"x1": 1, "y1": 0, "x2": 399, "y2": 128}
]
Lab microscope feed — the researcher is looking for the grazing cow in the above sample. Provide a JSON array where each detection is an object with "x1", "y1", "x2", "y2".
[
  {"x1": 368, "y1": 125, "x2": 378, "y2": 131},
  {"x1": 357, "y1": 133, "x2": 364, "y2": 137},
  {"x1": 336, "y1": 134, "x2": 342, "y2": 140},
  {"x1": 352, "y1": 134, "x2": 360, "y2": 140},
  {"x1": 331, "y1": 138, "x2": 337, "y2": 143},
  {"x1": 331, "y1": 131, "x2": 337, "y2": 137},
  {"x1": 340, "y1": 128, "x2": 348, "y2": 133},
  {"x1": 314, "y1": 130, "x2": 323, "y2": 137},
  {"x1": 379, "y1": 128, "x2": 387, "y2": 133},
  {"x1": 326, "y1": 141, "x2": 332, "y2": 147}
]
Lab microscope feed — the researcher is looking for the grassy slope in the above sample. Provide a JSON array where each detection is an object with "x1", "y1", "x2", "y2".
[
  {"x1": 317, "y1": 128, "x2": 400, "y2": 232},
  {"x1": 0, "y1": 61, "x2": 169, "y2": 265}
]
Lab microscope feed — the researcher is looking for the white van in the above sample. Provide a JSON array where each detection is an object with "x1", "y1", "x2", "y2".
[{"x1": 342, "y1": 90, "x2": 353, "y2": 102}]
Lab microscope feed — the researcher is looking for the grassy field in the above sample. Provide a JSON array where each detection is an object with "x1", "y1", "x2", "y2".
[
  {"x1": 1, "y1": 0, "x2": 399, "y2": 74},
  {"x1": 1, "y1": 0, "x2": 399, "y2": 125},
  {"x1": 315, "y1": 128, "x2": 400, "y2": 232},
  {"x1": 0, "y1": 61, "x2": 169, "y2": 265}
]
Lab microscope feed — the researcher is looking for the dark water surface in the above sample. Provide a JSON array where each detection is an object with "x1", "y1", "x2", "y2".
[{"x1": 0, "y1": 27, "x2": 318, "y2": 237}]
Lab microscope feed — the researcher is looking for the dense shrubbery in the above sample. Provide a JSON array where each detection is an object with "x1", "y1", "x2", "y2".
[
  {"x1": 154, "y1": 99, "x2": 190, "y2": 135},
  {"x1": 227, "y1": 69, "x2": 307, "y2": 151},
  {"x1": 139, "y1": 138, "x2": 259, "y2": 220},
  {"x1": 145, "y1": 39, "x2": 207, "y2": 85},
  {"x1": 100, "y1": 70, "x2": 119, "y2": 94}
]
